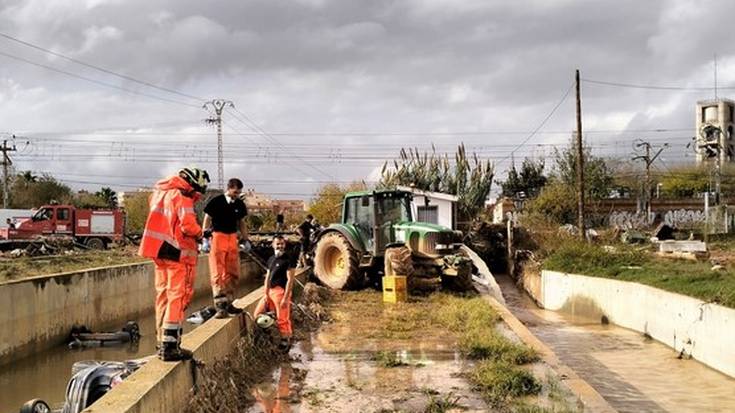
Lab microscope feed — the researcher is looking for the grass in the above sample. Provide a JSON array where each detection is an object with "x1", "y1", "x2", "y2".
[
  {"x1": 424, "y1": 391, "x2": 462, "y2": 413},
  {"x1": 372, "y1": 350, "x2": 409, "y2": 367},
  {"x1": 0, "y1": 247, "x2": 148, "y2": 282},
  {"x1": 335, "y1": 291, "x2": 543, "y2": 409},
  {"x1": 470, "y1": 360, "x2": 542, "y2": 407},
  {"x1": 543, "y1": 241, "x2": 735, "y2": 308}
]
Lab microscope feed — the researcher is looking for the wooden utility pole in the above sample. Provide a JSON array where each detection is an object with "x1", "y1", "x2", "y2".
[
  {"x1": 575, "y1": 70, "x2": 585, "y2": 240},
  {"x1": 1, "y1": 139, "x2": 17, "y2": 209}
]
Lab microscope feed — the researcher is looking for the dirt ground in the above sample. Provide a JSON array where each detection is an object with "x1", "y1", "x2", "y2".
[{"x1": 243, "y1": 288, "x2": 581, "y2": 413}]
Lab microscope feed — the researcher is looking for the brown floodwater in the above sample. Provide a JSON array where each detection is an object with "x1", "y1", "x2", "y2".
[
  {"x1": 497, "y1": 274, "x2": 735, "y2": 413},
  {"x1": 0, "y1": 281, "x2": 259, "y2": 412},
  {"x1": 246, "y1": 331, "x2": 489, "y2": 413}
]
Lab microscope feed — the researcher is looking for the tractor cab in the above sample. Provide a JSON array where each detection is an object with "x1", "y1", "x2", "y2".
[{"x1": 342, "y1": 190, "x2": 412, "y2": 255}]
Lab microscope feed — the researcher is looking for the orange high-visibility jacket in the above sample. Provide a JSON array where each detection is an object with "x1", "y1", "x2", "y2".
[{"x1": 139, "y1": 176, "x2": 202, "y2": 265}]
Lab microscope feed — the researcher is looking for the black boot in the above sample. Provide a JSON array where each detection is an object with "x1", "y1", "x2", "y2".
[
  {"x1": 158, "y1": 327, "x2": 193, "y2": 361},
  {"x1": 226, "y1": 303, "x2": 244, "y2": 315}
]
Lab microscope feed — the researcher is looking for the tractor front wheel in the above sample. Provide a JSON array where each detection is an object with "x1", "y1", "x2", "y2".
[{"x1": 314, "y1": 232, "x2": 361, "y2": 290}]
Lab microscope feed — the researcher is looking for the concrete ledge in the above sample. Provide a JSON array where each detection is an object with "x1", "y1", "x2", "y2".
[
  {"x1": 483, "y1": 295, "x2": 616, "y2": 413},
  {"x1": 540, "y1": 270, "x2": 735, "y2": 379},
  {"x1": 0, "y1": 255, "x2": 260, "y2": 366},
  {"x1": 85, "y1": 269, "x2": 309, "y2": 413}
]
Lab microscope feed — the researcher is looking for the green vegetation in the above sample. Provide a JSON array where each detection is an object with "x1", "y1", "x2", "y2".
[
  {"x1": 379, "y1": 143, "x2": 494, "y2": 218},
  {"x1": 424, "y1": 391, "x2": 462, "y2": 413},
  {"x1": 470, "y1": 360, "x2": 542, "y2": 407},
  {"x1": 371, "y1": 350, "x2": 409, "y2": 368},
  {"x1": 498, "y1": 158, "x2": 548, "y2": 198},
  {"x1": 335, "y1": 291, "x2": 543, "y2": 409},
  {"x1": 543, "y1": 242, "x2": 735, "y2": 308},
  {"x1": 308, "y1": 181, "x2": 367, "y2": 225}
]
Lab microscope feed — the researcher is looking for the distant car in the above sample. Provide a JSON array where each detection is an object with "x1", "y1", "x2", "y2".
[{"x1": 19, "y1": 358, "x2": 149, "y2": 413}]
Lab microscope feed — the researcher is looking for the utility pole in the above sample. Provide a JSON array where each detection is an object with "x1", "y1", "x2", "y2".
[
  {"x1": 632, "y1": 141, "x2": 668, "y2": 217},
  {"x1": 1, "y1": 139, "x2": 17, "y2": 209},
  {"x1": 203, "y1": 99, "x2": 234, "y2": 190},
  {"x1": 575, "y1": 69, "x2": 585, "y2": 240}
]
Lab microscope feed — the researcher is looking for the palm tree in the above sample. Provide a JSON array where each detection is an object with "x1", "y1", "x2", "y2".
[
  {"x1": 19, "y1": 170, "x2": 38, "y2": 184},
  {"x1": 95, "y1": 187, "x2": 118, "y2": 208}
]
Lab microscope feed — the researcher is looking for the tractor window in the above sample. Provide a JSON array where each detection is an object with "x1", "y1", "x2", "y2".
[{"x1": 377, "y1": 196, "x2": 411, "y2": 223}]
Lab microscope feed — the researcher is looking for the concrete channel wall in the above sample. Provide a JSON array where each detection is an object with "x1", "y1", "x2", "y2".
[
  {"x1": 0, "y1": 256, "x2": 261, "y2": 366},
  {"x1": 537, "y1": 270, "x2": 735, "y2": 379},
  {"x1": 84, "y1": 269, "x2": 308, "y2": 413}
]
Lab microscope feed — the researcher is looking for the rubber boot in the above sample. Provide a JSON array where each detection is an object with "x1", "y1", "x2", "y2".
[
  {"x1": 226, "y1": 302, "x2": 244, "y2": 315},
  {"x1": 158, "y1": 327, "x2": 193, "y2": 361}
]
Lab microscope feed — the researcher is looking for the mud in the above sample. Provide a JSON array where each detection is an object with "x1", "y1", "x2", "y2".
[{"x1": 244, "y1": 290, "x2": 487, "y2": 413}]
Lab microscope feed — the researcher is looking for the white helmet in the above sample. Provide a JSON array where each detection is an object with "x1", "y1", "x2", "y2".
[{"x1": 256, "y1": 312, "x2": 276, "y2": 329}]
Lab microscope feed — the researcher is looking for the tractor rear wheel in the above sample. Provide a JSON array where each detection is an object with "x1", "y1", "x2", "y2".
[{"x1": 314, "y1": 232, "x2": 361, "y2": 290}]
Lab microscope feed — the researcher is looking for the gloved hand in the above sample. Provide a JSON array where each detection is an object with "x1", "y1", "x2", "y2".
[
  {"x1": 239, "y1": 240, "x2": 252, "y2": 253},
  {"x1": 203, "y1": 228, "x2": 213, "y2": 239}
]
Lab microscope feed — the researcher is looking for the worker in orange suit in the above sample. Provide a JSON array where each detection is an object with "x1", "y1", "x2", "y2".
[
  {"x1": 254, "y1": 235, "x2": 296, "y2": 350},
  {"x1": 202, "y1": 178, "x2": 249, "y2": 318},
  {"x1": 139, "y1": 167, "x2": 209, "y2": 361}
]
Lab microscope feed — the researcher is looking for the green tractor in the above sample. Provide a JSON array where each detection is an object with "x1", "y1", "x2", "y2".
[{"x1": 312, "y1": 189, "x2": 473, "y2": 290}]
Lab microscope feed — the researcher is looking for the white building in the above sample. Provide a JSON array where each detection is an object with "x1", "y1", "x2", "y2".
[{"x1": 397, "y1": 185, "x2": 459, "y2": 229}]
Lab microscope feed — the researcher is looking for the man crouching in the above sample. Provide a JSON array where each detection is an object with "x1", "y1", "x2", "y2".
[{"x1": 254, "y1": 235, "x2": 295, "y2": 350}]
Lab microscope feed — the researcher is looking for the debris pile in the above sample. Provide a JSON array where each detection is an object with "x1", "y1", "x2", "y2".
[{"x1": 185, "y1": 282, "x2": 333, "y2": 413}]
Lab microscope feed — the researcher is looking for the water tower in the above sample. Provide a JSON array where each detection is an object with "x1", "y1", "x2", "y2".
[{"x1": 695, "y1": 99, "x2": 735, "y2": 164}]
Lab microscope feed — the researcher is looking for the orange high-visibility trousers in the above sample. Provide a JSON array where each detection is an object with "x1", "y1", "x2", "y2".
[
  {"x1": 154, "y1": 259, "x2": 195, "y2": 340},
  {"x1": 254, "y1": 286, "x2": 292, "y2": 337},
  {"x1": 209, "y1": 232, "x2": 240, "y2": 299}
]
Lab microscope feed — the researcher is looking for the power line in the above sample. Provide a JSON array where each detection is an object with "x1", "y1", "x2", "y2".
[
  {"x1": 582, "y1": 78, "x2": 735, "y2": 91},
  {"x1": 497, "y1": 82, "x2": 575, "y2": 166},
  {"x1": 0, "y1": 50, "x2": 201, "y2": 108},
  {"x1": 225, "y1": 107, "x2": 334, "y2": 180},
  {"x1": 0, "y1": 31, "x2": 205, "y2": 103}
]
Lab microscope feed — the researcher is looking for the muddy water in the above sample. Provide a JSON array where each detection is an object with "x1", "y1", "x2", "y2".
[
  {"x1": 497, "y1": 274, "x2": 735, "y2": 413},
  {"x1": 0, "y1": 281, "x2": 258, "y2": 412},
  {"x1": 247, "y1": 334, "x2": 487, "y2": 413}
]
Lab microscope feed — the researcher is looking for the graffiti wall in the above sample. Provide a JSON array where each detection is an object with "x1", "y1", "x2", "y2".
[{"x1": 606, "y1": 207, "x2": 733, "y2": 232}]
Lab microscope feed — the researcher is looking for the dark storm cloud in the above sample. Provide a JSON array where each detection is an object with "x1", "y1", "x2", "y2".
[{"x1": 0, "y1": 0, "x2": 733, "y2": 195}]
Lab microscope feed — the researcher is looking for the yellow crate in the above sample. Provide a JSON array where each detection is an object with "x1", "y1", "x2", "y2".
[{"x1": 382, "y1": 275, "x2": 407, "y2": 303}]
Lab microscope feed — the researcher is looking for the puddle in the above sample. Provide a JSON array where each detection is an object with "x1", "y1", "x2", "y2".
[
  {"x1": 497, "y1": 274, "x2": 735, "y2": 413},
  {"x1": 0, "y1": 281, "x2": 259, "y2": 412},
  {"x1": 244, "y1": 290, "x2": 493, "y2": 413},
  {"x1": 246, "y1": 332, "x2": 486, "y2": 413}
]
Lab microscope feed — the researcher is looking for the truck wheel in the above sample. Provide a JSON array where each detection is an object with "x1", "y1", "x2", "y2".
[
  {"x1": 384, "y1": 245, "x2": 413, "y2": 277},
  {"x1": 19, "y1": 399, "x2": 51, "y2": 413},
  {"x1": 314, "y1": 232, "x2": 361, "y2": 290},
  {"x1": 85, "y1": 237, "x2": 106, "y2": 250}
]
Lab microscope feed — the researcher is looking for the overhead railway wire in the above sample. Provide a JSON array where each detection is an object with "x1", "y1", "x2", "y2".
[{"x1": 0, "y1": 32, "x2": 335, "y2": 181}]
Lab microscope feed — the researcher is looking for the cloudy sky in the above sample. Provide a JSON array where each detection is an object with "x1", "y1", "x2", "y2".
[{"x1": 0, "y1": 0, "x2": 733, "y2": 200}]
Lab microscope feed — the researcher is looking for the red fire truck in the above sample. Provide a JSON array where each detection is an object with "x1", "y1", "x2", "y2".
[{"x1": 0, "y1": 204, "x2": 125, "y2": 250}]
